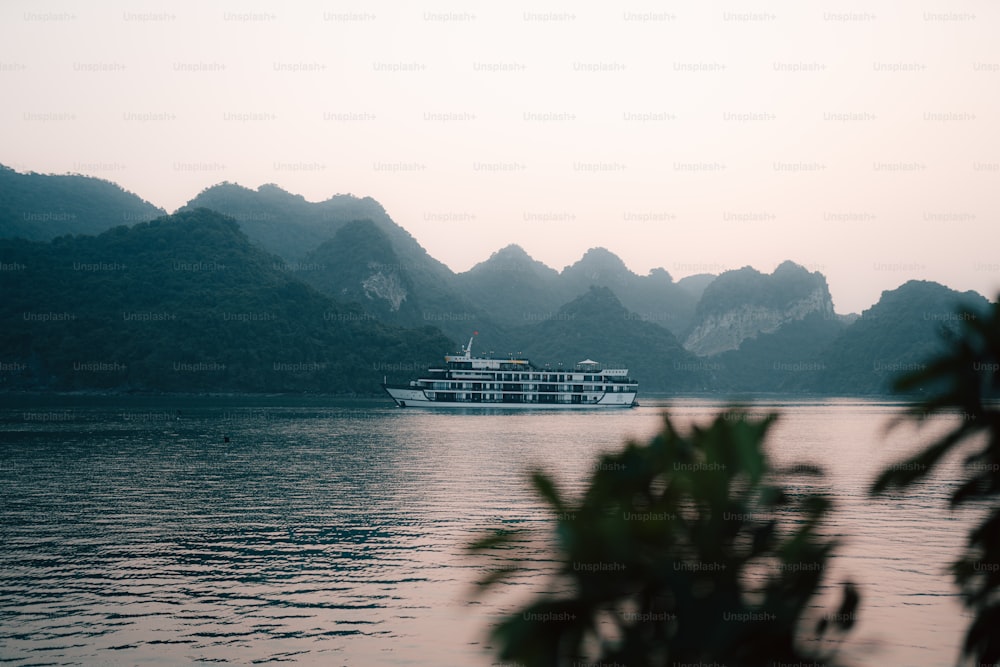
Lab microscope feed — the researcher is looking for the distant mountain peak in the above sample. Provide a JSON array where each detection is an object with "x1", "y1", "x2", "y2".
[
  {"x1": 493, "y1": 243, "x2": 531, "y2": 259},
  {"x1": 200, "y1": 181, "x2": 253, "y2": 195},
  {"x1": 731, "y1": 265, "x2": 763, "y2": 277},
  {"x1": 465, "y1": 243, "x2": 558, "y2": 278},
  {"x1": 257, "y1": 182, "x2": 287, "y2": 192},
  {"x1": 684, "y1": 262, "x2": 836, "y2": 356},
  {"x1": 647, "y1": 267, "x2": 674, "y2": 283},
  {"x1": 0, "y1": 164, "x2": 165, "y2": 240},
  {"x1": 820, "y1": 280, "x2": 990, "y2": 394},
  {"x1": 354, "y1": 195, "x2": 386, "y2": 212},
  {"x1": 578, "y1": 246, "x2": 627, "y2": 265},
  {"x1": 257, "y1": 182, "x2": 298, "y2": 196},
  {"x1": 872, "y1": 279, "x2": 986, "y2": 312},
  {"x1": 562, "y1": 247, "x2": 632, "y2": 282},
  {"x1": 334, "y1": 217, "x2": 390, "y2": 242},
  {"x1": 774, "y1": 259, "x2": 808, "y2": 274},
  {"x1": 556, "y1": 285, "x2": 628, "y2": 319}
]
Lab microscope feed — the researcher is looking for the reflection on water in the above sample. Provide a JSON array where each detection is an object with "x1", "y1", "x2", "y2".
[{"x1": 0, "y1": 397, "x2": 977, "y2": 665}]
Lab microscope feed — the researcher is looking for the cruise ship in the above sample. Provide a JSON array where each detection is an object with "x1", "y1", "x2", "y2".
[{"x1": 382, "y1": 337, "x2": 638, "y2": 409}]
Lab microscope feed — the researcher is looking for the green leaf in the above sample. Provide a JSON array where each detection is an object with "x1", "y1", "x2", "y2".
[
  {"x1": 834, "y1": 582, "x2": 860, "y2": 631},
  {"x1": 467, "y1": 528, "x2": 522, "y2": 553},
  {"x1": 871, "y1": 430, "x2": 967, "y2": 494},
  {"x1": 530, "y1": 469, "x2": 566, "y2": 514}
]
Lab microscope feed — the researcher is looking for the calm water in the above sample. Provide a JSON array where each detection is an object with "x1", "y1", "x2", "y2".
[{"x1": 0, "y1": 396, "x2": 981, "y2": 666}]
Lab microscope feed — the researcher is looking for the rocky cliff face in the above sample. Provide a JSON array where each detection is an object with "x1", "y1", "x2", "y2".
[
  {"x1": 683, "y1": 262, "x2": 835, "y2": 356},
  {"x1": 297, "y1": 219, "x2": 419, "y2": 323},
  {"x1": 361, "y1": 263, "x2": 407, "y2": 312}
]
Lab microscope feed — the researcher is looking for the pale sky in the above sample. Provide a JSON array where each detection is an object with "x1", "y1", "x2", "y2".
[{"x1": 2, "y1": 0, "x2": 998, "y2": 313}]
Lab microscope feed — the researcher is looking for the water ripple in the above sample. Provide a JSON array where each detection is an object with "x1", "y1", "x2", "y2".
[{"x1": 0, "y1": 398, "x2": 974, "y2": 665}]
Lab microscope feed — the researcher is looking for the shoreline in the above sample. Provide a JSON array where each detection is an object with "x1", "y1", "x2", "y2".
[{"x1": 0, "y1": 389, "x2": 920, "y2": 404}]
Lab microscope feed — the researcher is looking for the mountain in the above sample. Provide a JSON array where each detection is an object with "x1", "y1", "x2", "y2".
[
  {"x1": 6, "y1": 169, "x2": 990, "y2": 398},
  {"x1": 0, "y1": 164, "x2": 164, "y2": 240},
  {"x1": 560, "y1": 247, "x2": 636, "y2": 291},
  {"x1": 558, "y1": 248, "x2": 702, "y2": 336},
  {"x1": 505, "y1": 286, "x2": 708, "y2": 392},
  {"x1": 183, "y1": 182, "x2": 732, "y2": 349},
  {"x1": 453, "y1": 244, "x2": 571, "y2": 326},
  {"x1": 182, "y1": 182, "x2": 496, "y2": 342},
  {"x1": 295, "y1": 219, "x2": 420, "y2": 324},
  {"x1": 181, "y1": 182, "x2": 442, "y2": 268},
  {"x1": 456, "y1": 245, "x2": 705, "y2": 337},
  {"x1": 294, "y1": 219, "x2": 498, "y2": 341},
  {"x1": 0, "y1": 208, "x2": 451, "y2": 393},
  {"x1": 816, "y1": 280, "x2": 991, "y2": 394},
  {"x1": 684, "y1": 261, "x2": 835, "y2": 356},
  {"x1": 676, "y1": 273, "x2": 717, "y2": 300},
  {"x1": 186, "y1": 183, "x2": 708, "y2": 340},
  {"x1": 711, "y1": 312, "x2": 847, "y2": 393}
]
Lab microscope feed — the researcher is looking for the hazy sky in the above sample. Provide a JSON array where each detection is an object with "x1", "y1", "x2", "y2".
[{"x1": 2, "y1": 0, "x2": 998, "y2": 313}]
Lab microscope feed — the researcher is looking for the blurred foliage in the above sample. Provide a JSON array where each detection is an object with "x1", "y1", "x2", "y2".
[
  {"x1": 470, "y1": 408, "x2": 858, "y2": 666},
  {"x1": 874, "y1": 296, "x2": 1000, "y2": 666}
]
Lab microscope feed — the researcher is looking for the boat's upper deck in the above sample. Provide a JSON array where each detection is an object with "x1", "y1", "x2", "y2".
[
  {"x1": 444, "y1": 356, "x2": 532, "y2": 371},
  {"x1": 441, "y1": 336, "x2": 631, "y2": 378}
]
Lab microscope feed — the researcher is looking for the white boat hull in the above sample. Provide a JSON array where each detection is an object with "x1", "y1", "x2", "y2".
[{"x1": 383, "y1": 385, "x2": 637, "y2": 409}]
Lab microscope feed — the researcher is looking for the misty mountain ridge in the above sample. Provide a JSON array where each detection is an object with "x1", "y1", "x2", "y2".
[
  {"x1": 684, "y1": 262, "x2": 836, "y2": 356},
  {"x1": 0, "y1": 164, "x2": 165, "y2": 240},
  {"x1": 454, "y1": 244, "x2": 574, "y2": 328},
  {"x1": 182, "y1": 181, "x2": 808, "y2": 351},
  {"x1": 0, "y1": 165, "x2": 819, "y2": 336},
  {"x1": 180, "y1": 181, "x2": 504, "y2": 344},
  {"x1": 454, "y1": 244, "x2": 705, "y2": 337},
  {"x1": 179, "y1": 181, "x2": 457, "y2": 279},
  {"x1": 0, "y1": 208, "x2": 450, "y2": 392},
  {"x1": 2, "y1": 164, "x2": 993, "y2": 396},
  {"x1": 502, "y1": 286, "x2": 707, "y2": 392},
  {"x1": 294, "y1": 219, "x2": 497, "y2": 342},
  {"x1": 297, "y1": 220, "x2": 418, "y2": 321},
  {"x1": 817, "y1": 280, "x2": 991, "y2": 394}
]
